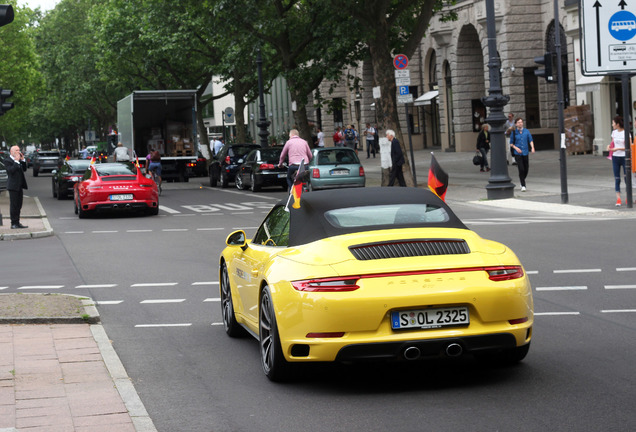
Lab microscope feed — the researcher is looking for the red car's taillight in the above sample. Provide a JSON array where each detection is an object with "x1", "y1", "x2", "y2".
[
  {"x1": 312, "y1": 168, "x2": 320, "y2": 178},
  {"x1": 291, "y1": 276, "x2": 360, "y2": 292},
  {"x1": 259, "y1": 163, "x2": 275, "y2": 170},
  {"x1": 359, "y1": 166, "x2": 365, "y2": 176},
  {"x1": 485, "y1": 266, "x2": 524, "y2": 281},
  {"x1": 225, "y1": 156, "x2": 231, "y2": 164}
]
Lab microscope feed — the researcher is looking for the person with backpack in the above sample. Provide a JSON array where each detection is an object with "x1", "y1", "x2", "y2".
[{"x1": 343, "y1": 124, "x2": 356, "y2": 150}]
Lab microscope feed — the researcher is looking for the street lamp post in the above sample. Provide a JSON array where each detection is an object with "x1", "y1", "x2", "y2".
[
  {"x1": 482, "y1": 0, "x2": 515, "y2": 199},
  {"x1": 256, "y1": 49, "x2": 270, "y2": 148}
]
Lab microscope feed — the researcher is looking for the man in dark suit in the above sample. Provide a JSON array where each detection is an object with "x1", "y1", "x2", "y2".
[
  {"x1": 386, "y1": 129, "x2": 406, "y2": 187},
  {"x1": 4, "y1": 145, "x2": 29, "y2": 229}
]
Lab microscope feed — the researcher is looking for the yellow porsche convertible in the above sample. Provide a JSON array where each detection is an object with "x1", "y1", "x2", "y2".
[{"x1": 219, "y1": 187, "x2": 533, "y2": 381}]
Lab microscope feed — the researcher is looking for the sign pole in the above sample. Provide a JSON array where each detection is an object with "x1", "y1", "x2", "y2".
[
  {"x1": 621, "y1": 73, "x2": 633, "y2": 208},
  {"x1": 405, "y1": 103, "x2": 416, "y2": 186},
  {"x1": 554, "y1": 0, "x2": 568, "y2": 204}
]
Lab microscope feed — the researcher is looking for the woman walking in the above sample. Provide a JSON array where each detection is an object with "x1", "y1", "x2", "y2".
[{"x1": 608, "y1": 115, "x2": 626, "y2": 206}]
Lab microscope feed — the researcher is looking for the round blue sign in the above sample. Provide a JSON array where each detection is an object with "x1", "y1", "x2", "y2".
[{"x1": 609, "y1": 10, "x2": 636, "y2": 42}]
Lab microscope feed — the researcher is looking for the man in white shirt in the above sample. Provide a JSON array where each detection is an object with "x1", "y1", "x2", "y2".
[{"x1": 364, "y1": 123, "x2": 376, "y2": 159}]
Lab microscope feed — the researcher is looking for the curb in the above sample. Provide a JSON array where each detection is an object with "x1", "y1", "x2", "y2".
[
  {"x1": 0, "y1": 293, "x2": 99, "y2": 324},
  {"x1": 0, "y1": 197, "x2": 55, "y2": 241}
]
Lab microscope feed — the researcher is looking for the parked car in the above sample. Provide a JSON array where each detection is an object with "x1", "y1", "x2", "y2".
[
  {"x1": 32, "y1": 150, "x2": 62, "y2": 176},
  {"x1": 52, "y1": 159, "x2": 92, "y2": 200},
  {"x1": 0, "y1": 160, "x2": 7, "y2": 191},
  {"x1": 209, "y1": 144, "x2": 260, "y2": 188},
  {"x1": 235, "y1": 147, "x2": 288, "y2": 192},
  {"x1": 25, "y1": 151, "x2": 36, "y2": 168},
  {"x1": 73, "y1": 162, "x2": 159, "y2": 218},
  {"x1": 219, "y1": 187, "x2": 533, "y2": 381},
  {"x1": 304, "y1": 147, "x2": 365, "y2": 191}
]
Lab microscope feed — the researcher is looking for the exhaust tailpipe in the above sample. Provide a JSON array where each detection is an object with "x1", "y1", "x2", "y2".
[
  {"x1": 445, "y1": 343, "x2": 463, "y2": 357},
  {"x1": 403, "y1": 346, "x2": 421, "y2": 361}
]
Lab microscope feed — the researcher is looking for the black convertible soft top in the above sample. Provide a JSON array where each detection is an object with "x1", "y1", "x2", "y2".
[{"x1": 284, "y1": 187, "x2": 468, "y2": 246}]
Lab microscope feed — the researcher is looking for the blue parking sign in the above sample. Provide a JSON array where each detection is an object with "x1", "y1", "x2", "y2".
[{"x1": 399, "y1": 86, "x2": 409, "y2": 95}]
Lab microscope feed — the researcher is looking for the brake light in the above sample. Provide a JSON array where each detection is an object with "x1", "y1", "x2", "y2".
[
  {"x1": 187, "y1": 162, "x2": 196, "y2": 167},
  {"x1": 225, "y1": 156, "x2": 230, "y2": 164},
  {"x1": 292, "y1": 277, "x2": 360, "y2": 292},
  {"x1": 306, "y1": 332, "x2": 345, "y2": 338},
  {"x1": 359, "y1": 166, "x2": 365, "y2": 176},
  {"x1": 197, "y1": 158, "x2": 205, "y2": 162},
  {"x1": 485, "y1": 266, "x2": 524, "y2": 281},
  {"x1": 312, "y1": 168, "x2": 320, "y2": 178},
  {"x1": 508, "y1": 317, "x2": 529, "y2": 325},
  {"x1": 259, "y1": 163, "x2": 275, "y2": 170}
]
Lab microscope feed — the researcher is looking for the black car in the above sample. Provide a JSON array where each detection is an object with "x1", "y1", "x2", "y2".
[
  {"x1": 209, "y1": 144, "x2": 260, "y2": 188},
  {"x1": 235, "y1": 147, "x2": 288, "y2": 192},
  {"x1": 190, "y1": 151, "x2": 207, "y2": 177},
  {"x1": 52, "y1": 159, "x2": 92, "y2": 199},
  {"x1": 0, "y1": 160, "x2": 7, "y2": 192},
  {"x1": 32, "y1": 150, "x2": 62, "y2": 176}
]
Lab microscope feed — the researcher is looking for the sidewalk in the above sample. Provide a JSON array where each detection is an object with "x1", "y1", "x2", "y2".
[
  {"x1": 0, "y1": 193, "x2": 54, "y2": 241},
  {"x1": 0, "y1": 296, "x2": 157, "y2": 432}
]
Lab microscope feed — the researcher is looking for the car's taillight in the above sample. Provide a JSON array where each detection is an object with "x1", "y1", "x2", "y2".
[
  {"x1": 259, "y1": 163, "x2": 275, "y2": 170},
  {"x1": 197, "y1": 158, "x2": 205, "y2": 162},
  {"x1": 508, "y1": 317, "x2": 529, "y2": 325},
  {"x1": 225, "y1": 156, "x2": 231, "y2": 164},
  {"x1": 140, "y1": 184, "x2": 153, "y2": 188},
  {"x1": 312, "y1": 168, "x2": 320, "y2": 178},
  {"x1": 306, "y1": 332, "x2": 345, "y2": 338},
  {"x1": 359, "y1": 166, "x2": 365, "y2": 176},
  {"x1": 187, "y1": 162, "x2": 196, "y2": 167},
  {"x1": 291, "y1": 276, "x2": 360, "y2": 292},
  {"x1": 485, "y1": 266, "x2": 524, "y2": 281}
]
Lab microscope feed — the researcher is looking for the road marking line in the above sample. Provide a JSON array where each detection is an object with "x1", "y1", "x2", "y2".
[
  {"x1": 140, "y1": 299, "x2": 186, "y2": 304},
  {"x1": 134, "y1": 323, "x2": 192, "y2": 327},
  {"x1": 526, "y1": 270, "x2": 539, "y2": 275},
  {"x1": 174, "y1": 214, "x2": 196, "y2": 217},
  {"x1": 162, "y1": 228, "x2": 189, "y2": 232},
  {"x1": 553, "y1": 269, "x2": 601, "y2": 274},
  {"x1": 534, "y1": 312, "x2": 580, "y2": 316},
  {"x1": 131, "y1": 282, "x2": 178, "y2": 287},
  {"x1": 19, "y1": 285, "x2": 64, "y2": 290},
  {"x1": 231, "y1": 212, "x2": 253, "y2": 215},
  {"x1": 193, "y1": 282, "x2": 218, "y2": 285},
  {"x1": 211, "y1": 322, "x2": 223, "y2": 326},
  {"x1": 196, "y1": 228, "x2": 224, "y2": 231},
  {"x1": 92, "y1": 230, "x2": 118, "y2": 233},
  {"x1": 127, "y1": 229, "x2": 152, "y2": 233},
  {"x1": 96, "y1": 300, "x2": 124, "y2": 305},
  {"x1": 0, "y1": 287, "x2": 8, "y2": 290},
  {"x1": 535, "y1": 286, "x2": 587, "y2": 291},
  {"x1": 76, "y1": 284, "x2": 117, "y2": 288},
  {"x1": 203, "y1": 298, "x2": 220, "y2": 302},
  {"x1": 604, "y1": 285, "x2": 636, "y2": 289},
  {"x1": 617, "y1": 267, "x2": 636, "y2": 272},
  {"x1": 159, "y1": 205, "x2": 180, "y2": 214},
  {"x1": 233, "y1": 227, "x2": 259, "y2": 230},
  {"x1": 64, "y1": 231, "x2": 85, "y2": 234},
  {"x1": 601, "y1": 309, "x2": 636, "y2": 313}
]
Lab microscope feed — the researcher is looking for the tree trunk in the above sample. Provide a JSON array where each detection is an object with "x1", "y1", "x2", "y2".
[{"x1": 288, "y1": 86, "x2": 312, "y2": 143}]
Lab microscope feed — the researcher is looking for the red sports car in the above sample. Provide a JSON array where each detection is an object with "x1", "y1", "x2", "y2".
[{"x1": 73, "y1": 162, "x2": 159, "y2": 218}]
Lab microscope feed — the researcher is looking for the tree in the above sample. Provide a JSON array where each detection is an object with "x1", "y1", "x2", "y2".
[{"x1": 331, "y1": 0, "x2": 455, "y2": 186}]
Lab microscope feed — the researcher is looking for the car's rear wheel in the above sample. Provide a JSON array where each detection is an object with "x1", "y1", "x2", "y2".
[
  {"x1": 235, "y1": 174, "x2": 245, "y2": 190},
  {"x1": 220, "y1": 263, "x2": 246, "y2": 337},
  {"x1": 33, "y1": 168, "x2": 39, "y2": 177},
  {"x1": 259, "y1": 285, "x2": 290, "y2": 381},
  {"x1": 209, "y1": 168, "x2": 218, "y2": 187},
  {"x1": 77, "y1": 199, "x2": 88, "y2": 219},
  {"x1": 250, "y1": 174, "x2": 261, "y2": 192},
  {"x1": 147, "y1": 205, "x2": 159, "y2": 216},
  {"x1": 221, "y1": 171, "x2": 229, "y2": 188},
  {"x1": 74, "y1": 198, "x2": 78, "y2": 215}
]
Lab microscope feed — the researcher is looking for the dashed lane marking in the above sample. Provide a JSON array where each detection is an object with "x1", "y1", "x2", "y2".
[
  {"x1": 203, "y1": 298, "x2": 220, "y2": 302},
  {"x1": 96, "y1": 300, "x2": 124, "y2": 305},
  {"x1": 553, "y1": 269, "x2": 602, "y2": 274},
  {"x1": 134, "y1": 323, "x2": 192, "y2": 328},
  {"x1": 534, "y1": 312, "x2": 581, "y2": 316},
  {"x1": 140, "y1": 299, "x2": 186, "y2": 304},
  {"x1": 19, "y1": 285, "x2": 64, "y2": 290},
  {"x1": 536, "y1": 286, "x2": 588, "y2": 291},
  {"x1": 605, "y1": 285, "x2": 636, "y2": 289},
  {"x1": 192, "y1": 282, "x2": 218, "y2": 285},
  {"x1": 131, "y1": 282, "x2": 179, "y2": 287},
  {"x1": 601, "y1": 309, "x2": 636, "y2": 313},
  {"x1": 76, "y1": 284, "x2": 117, "y2": 288}
]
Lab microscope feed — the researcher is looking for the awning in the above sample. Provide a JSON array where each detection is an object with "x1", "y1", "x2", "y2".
[
  {"x1": 576, "y1": 75, "x2": 604, "y2": 93},
  {"x1": 414, "y1": 90, "x2": 439, "y2": 106}
]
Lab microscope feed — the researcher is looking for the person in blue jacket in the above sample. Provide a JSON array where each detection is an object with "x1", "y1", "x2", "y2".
[{"x1": 509, "y1": 117, "x2": 535, "y2": 191}]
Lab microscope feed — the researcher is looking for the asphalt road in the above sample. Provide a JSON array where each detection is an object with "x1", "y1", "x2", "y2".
[{"x1": 4, "y1": 173, "x2": 635, "y2": 431}]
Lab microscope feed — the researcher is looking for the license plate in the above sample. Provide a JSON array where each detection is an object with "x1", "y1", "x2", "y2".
[
  {"x1": 391, "y1": 307, "x2": 469, "y2": 330},
  {"x1": 277, "y1": 173, "x2": 287, "y2": 178},
  {"x1": 331, "y1": 169, "x2": 349, "y2": 176},
  {"x1": 110, "y1": 194, "x2": 133, "y2": 201}
]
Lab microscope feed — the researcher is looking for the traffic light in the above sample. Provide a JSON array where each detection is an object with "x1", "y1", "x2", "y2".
[
  {"x1": 0, "y1": 4, "x2": 14, "y2": 27},
  {"x1": 534, "y1": 52, "x2": 554, "y2": 82},
  {"x1": 0, "y1": 88, "x2": 14, "y2": 115}
]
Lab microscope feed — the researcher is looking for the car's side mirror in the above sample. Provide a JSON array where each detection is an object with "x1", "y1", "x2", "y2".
[{"x1": 226, "y1": 230, "x2": 247, "y2": 250}]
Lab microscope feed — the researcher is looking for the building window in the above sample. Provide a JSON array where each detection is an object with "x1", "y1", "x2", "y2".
[
  {"x1": 333, "y1": 98, "x2": 344, "y2": 128},
  {"x1": 524, "y1": 67, "x2": 540, "y2": 128}
]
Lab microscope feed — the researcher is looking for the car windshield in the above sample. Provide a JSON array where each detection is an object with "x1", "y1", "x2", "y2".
[
  {"x1": 95, "y1": 163, "x2": 137, "y2": 176},
  {"x1": 324, "y1": 204, "x2": 449, "y2": 228},
  {"x1": 229, "y1": 146, "x2": 258, "y2": 158},
  {"x1": 69, "y1": 160, "x2": 91, "y2": 172},
  {"x1": 316, "y1": 149, "x2": 359, "y2": 165}
]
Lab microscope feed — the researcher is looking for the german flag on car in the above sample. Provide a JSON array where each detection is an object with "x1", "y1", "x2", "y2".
[{"x1": 428, "y1": 153, "x2": 448, "y2": 201}]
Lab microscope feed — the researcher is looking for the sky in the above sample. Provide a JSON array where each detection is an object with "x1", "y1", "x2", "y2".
[{"x1": 17, "y1": 0, "x2": 60, "y2": 12}]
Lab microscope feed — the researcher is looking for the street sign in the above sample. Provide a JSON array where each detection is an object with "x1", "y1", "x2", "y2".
[
  {"x1": 395, "y1": 77, "x2": 411, "y2": 86},
  {"x1": 394, "y1": 69, "x2": 410, "y2": 79},
  {"x1": 397, "y1": 94, "x2": 413, "y2": 104},
  {"x1": 581, "y1": 0, "x2": 636, "y2": 74},
  {"x1": 393, "y1": 54, "x2": 409, "y2": 70},
  {"x1": 84, "y1": 130, "x2": 96, "y2": 142},
  {"x1": 224, "y1": 107, "x2": 235, "y2": 124},
  {"x1": 398, "y1": 86, "x2": 409, "y2": 96}
]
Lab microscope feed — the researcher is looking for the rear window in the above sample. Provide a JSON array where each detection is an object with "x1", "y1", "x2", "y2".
[
  {"x1": 69, "y1": 160, "x2": 91, "y2": 173},
  {"x1": 324, "y1": 204, "x2": 449, "y2": 228},
  {"x1": 316, "y1": 149, "x2": 359, "y2": 165},
  {"x1": 229, "y1": 146, "x2": 257, "y2": 158},
  {"x1": 259, "y1": 148, "x2": 282, "y2": 162},
  {"x1": 38, "y1": 152, "x2": 60, "y2": 157},
  {"x1": 95, "y1": 163, "x2": 137, "y2": 176}
]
